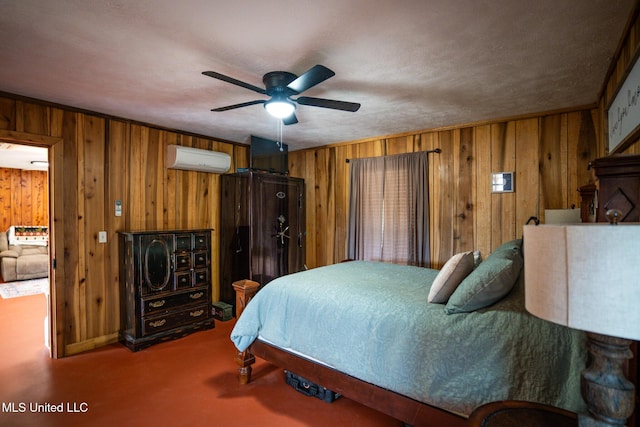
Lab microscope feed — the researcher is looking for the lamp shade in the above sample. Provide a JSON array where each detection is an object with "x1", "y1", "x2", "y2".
[{"x1": 523, "y1": 224, "x2": 640, "y2": 341}]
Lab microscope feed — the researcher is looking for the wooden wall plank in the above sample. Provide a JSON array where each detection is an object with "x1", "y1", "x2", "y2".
[
  {"x1": 0, "y1": 169, "x2": 12, "y2": 230},
  {"x1": 128, "y1": 124, "x2": 147, "y2": 230},
  {"x1": 304, "y1": 150, "x2": 317, "y2": 268},
  {"x1": 455, "y1": 127, "x2": 474, "y2": 253},
  {"x1": 145, "y1": 128, "x2": 163, "y2": 229},
  {"x1": 164, "y1": 133, "x2": 180, "y2": 230},
  {"x1": 82, "y1": 115, "x2": 107, "y2": 339},
  {"x1": 421, "y1": 132, "x2": 439, "y2": 264},
  {"x1": 474, "y1": 125, "x2": 492, "y2": 259},
  {"x1": 333, "y1": 144, "x2": 352, "y2": 263},
  {"x1": 515, "y1": 118, "x2": 540, "y2": 233},
  {"x1": 75, "y1": 114, "x2": 87, "y2": 342},
  {"x1": 567, "y1": 111, "x2": 599, "y2": 207},
  {"x1": 435, "y1": 130, "x2": 454, "y2": 263},
  {"x1": 21, "y1": 171, "x2": 33, "y2": 225},
  {"x1": 313, "y1": 148, "x2": 332, "y2": 267},
  {"x1": 61, "y1": 109, "x2": 81, "y2": 345},
  {"x1": 106, "y1": 120, "x2": 129, "y2": 333},
  {"x1": 11, "y1": 170, "x2": 22, "y2": 225},
  {"x1": 540, "y1": 115, "x2": 564, "y2": 215}
]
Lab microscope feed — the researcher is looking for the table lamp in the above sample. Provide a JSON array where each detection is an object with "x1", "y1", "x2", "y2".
[{"x1": 523, "y1": 214, "x2": 640, "y2": 427}]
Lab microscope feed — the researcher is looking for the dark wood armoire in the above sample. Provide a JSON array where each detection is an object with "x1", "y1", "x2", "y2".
[{"x1": 219, "y1": 172, "x2": 305, "y2": 307}]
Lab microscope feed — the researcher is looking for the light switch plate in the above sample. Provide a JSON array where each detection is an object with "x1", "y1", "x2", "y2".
[
  {"x1": 491, "y1": 171, "x2": 514, "y2": 193},
  {"x1": 98, "y1": 231, "x2": 107, "y2": 243}
]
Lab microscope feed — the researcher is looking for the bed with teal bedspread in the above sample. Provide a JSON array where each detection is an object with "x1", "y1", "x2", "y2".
[{"x1": 230, "y1": 243, "x2": 587, "y2": 418}]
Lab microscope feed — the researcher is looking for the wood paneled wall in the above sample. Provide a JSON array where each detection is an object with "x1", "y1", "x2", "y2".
[
  {"x1": 290, "y1": 110, "x2": 598, "y2": 270},
  {"x1": 0, "y1": 168, "x2": 49, "y2": 230},
  {"x1": 0, "y1": 94, "x2": 248, "y2": 356}
]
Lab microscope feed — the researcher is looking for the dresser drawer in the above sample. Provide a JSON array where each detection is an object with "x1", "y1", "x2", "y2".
[
  {"x1": 193, "y1": 251, "x2": 208, "y2": 268},
  {"x1": 193, "y1": 268, "x2": 208, "y2": 287},
  {"x1": 175, "y1": 253, "x2": 191, "y2": 271},
  {"x1": 194, "y1": 233, "x2": 209, "y2": 251},
  {"x1": 175, "y1": 271, "x2": 192, "y2": 289},
  {"x1": 141, "y1": 304, "x2": 209, "y2": 336},
  {"x1": 175, "y1": 233, "x2": 192, "y2": 252},
  {"x1": 142, "y1": 288, "x2": 208, "y2": 315}
]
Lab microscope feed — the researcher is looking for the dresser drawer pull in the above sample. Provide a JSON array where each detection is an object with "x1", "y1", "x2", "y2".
[
  {"x1": 190, "y1": 309, "x2": 204, "y2": 317},
  {"x1": 149, "y1": 319, "x2": 167, "y2": 328},
  {"x1": 149, "y1": 300, "x2": 166, "y2": 308},
  {"x1": 190, "y1": 292, "x2": 204, "y2": 299}
]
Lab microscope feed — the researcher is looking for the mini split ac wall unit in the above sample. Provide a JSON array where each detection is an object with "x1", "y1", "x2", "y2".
[{"x1": 166, "y1": 145, "x2": 231, "y2": 174}]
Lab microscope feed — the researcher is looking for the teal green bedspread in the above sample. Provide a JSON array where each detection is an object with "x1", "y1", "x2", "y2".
[{"x1": 230, "y1": 261, "x2": 586, "y2": 416}]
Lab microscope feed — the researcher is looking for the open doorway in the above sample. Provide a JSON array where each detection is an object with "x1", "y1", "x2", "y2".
[{"x1": 0, "y1": 142, "x2": 51, "y2": 351}]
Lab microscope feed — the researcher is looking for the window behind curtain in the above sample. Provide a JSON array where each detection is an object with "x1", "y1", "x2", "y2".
[{"x1": 346, "y1": 151, "x2": 430, "y2": 266}]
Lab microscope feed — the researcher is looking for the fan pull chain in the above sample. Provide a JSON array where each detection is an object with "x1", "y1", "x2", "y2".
[{"x1": 277, "y1": 119, "x2": 284, "y2": 151}]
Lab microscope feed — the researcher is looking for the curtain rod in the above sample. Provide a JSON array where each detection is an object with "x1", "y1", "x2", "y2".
[{"x1": 345, "y1": 148, "x2": 441, "y2": 163}]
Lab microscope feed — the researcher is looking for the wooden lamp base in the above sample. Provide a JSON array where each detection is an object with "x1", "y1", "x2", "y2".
[{"x1": 579, "y1": 333, "x2": 635, "y2": 427}]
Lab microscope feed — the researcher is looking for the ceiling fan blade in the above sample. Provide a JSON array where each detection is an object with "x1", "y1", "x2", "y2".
[
  {"x1": 202, "y1": 71, "x2": 267, "y2": 94},
  {"x1": 210, "y1": 100, "x2": 265, "y2": 112},
  {"x1": 287, "y1": 65, "x2": 335, "y2": 94},
  {"x1": 283, "y1": 113, "x2": 298, "y2": 125},
  {"x1": 296, "y1": 96, "x2": 361, "y2": 112}
]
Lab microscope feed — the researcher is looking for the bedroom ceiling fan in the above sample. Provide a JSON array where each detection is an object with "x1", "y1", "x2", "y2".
[{"x1": 202, "y1": 65, "x2": 360, "y2": 125}]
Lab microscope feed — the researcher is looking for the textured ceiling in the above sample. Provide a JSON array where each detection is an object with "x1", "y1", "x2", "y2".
[{"x1": 0, "y1": 0, "x2": 634, "y2": 151}]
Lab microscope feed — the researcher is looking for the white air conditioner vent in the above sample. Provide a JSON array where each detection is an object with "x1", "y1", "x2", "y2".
[{"x1": 166, "y1": 145, "x2": 231, "y2": 174}]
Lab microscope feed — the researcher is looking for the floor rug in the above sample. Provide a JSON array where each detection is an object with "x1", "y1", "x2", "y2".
[{"x1": 0, "y1": 278, "x2": 49, "y2": 299}]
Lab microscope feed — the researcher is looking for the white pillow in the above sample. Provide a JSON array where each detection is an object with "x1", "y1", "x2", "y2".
[{"x1": 428, "y1": 251, "x2": 475, "y2": 303}]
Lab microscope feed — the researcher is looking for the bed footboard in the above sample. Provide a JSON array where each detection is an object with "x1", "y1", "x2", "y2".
[{"x1": 232, "y1": 279, "x2": 260, "y2": 384}]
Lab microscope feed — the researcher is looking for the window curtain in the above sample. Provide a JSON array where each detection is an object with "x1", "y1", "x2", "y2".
[{"x1": 347, "y1": 151, "x2": 430, "y2": 266}]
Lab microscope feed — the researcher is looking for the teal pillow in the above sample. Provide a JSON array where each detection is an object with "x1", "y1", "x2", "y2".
[{"x1": 444, "y1": 239, "x2": 523, "y2": 314}]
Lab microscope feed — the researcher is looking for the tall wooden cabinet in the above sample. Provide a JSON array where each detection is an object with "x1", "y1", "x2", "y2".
[
  {"x1": 119, "y1": 229, "x2": 214, "y2": 351},
  {"x1": 219, "y1": 172, "x2": 305, "y2": 307}
]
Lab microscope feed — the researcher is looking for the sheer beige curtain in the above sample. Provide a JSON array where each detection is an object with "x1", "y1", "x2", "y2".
[{"x1": 347, "y1": 151, "x2": 430, "y2": 266}]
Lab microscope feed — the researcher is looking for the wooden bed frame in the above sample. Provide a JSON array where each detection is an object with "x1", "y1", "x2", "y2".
[{"x1": 232, "y1": 279, "x2": 467, "y2": 427}]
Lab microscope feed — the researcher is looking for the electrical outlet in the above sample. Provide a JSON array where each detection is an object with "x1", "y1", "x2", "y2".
[{"x1": 98, "y1": 231, "x2": 107, "y2": 243}]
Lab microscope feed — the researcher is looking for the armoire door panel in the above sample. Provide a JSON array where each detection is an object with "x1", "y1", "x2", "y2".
[{"x1": 220, "y1": 172, "x2": 305, "y2": 308}]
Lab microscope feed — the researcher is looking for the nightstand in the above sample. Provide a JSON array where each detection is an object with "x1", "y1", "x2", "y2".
[{"x1": 468, "y1": 400, "x2": 578, "y2": 427}]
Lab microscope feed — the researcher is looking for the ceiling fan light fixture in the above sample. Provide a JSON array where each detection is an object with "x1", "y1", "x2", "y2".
[{"x1": 264, "y1": 99, "x2": 296, "y2": 118}]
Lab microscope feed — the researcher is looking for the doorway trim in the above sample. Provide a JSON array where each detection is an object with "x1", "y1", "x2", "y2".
[{"x1": 0, "y1": 129, "x2": 65, "y2": 358}]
